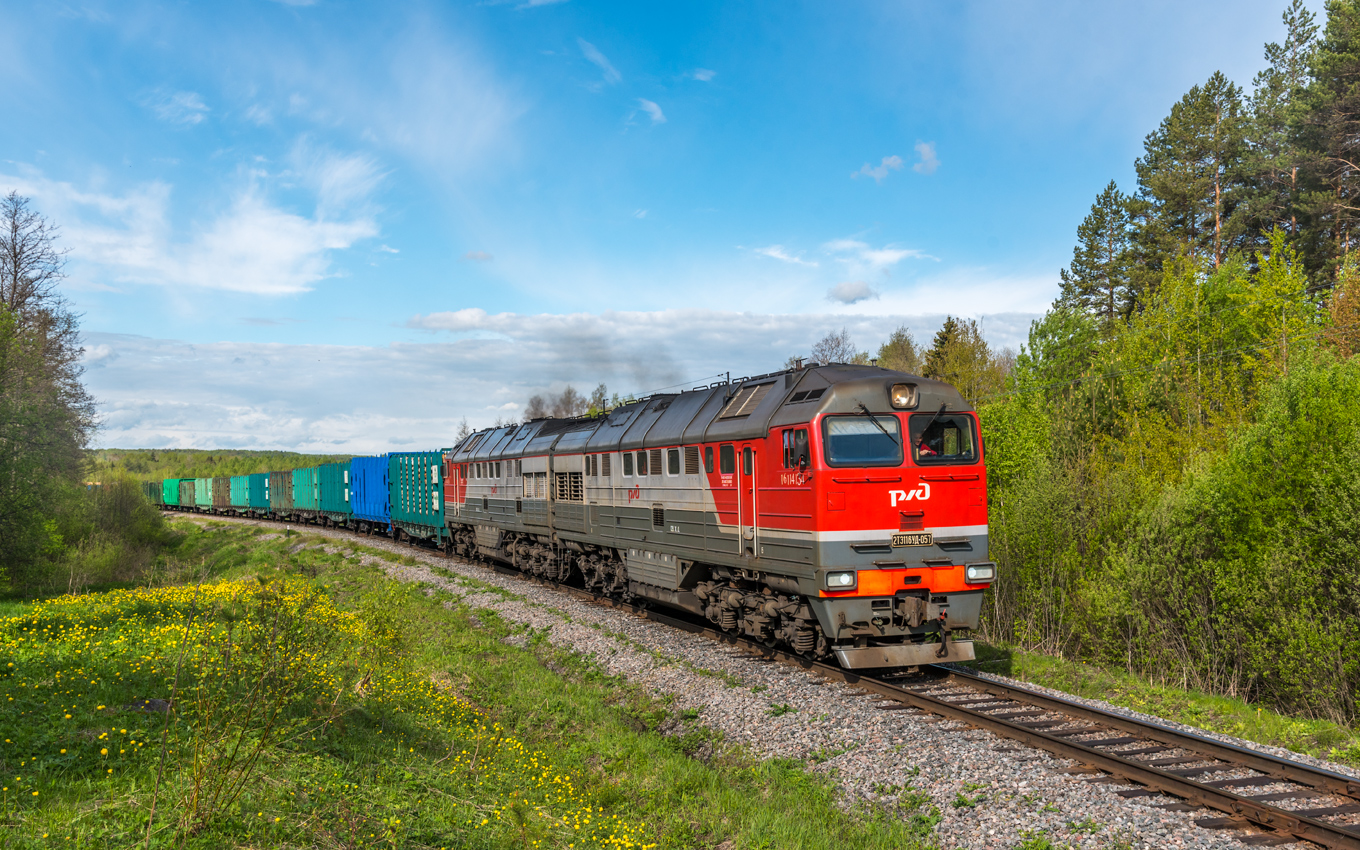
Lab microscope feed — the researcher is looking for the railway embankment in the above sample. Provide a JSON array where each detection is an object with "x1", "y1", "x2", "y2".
[{"x1": 149, "y1": 514, "x2": 1360, "y2": 849}]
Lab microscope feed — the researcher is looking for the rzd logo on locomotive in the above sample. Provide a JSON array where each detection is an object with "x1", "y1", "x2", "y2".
[{"x1": 889, "y1": 483, "x2": 931, "y2": 505}]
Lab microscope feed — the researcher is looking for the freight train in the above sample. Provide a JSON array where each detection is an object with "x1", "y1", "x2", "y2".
[{"x1": 150, "y1": 363, "x2": 994, "y2": 669}]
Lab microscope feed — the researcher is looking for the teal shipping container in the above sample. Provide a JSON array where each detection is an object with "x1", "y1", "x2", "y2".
[
  {"x1": 230, "y1": 475, "x2": 249, "y2": 511},
  {"x1": 162, "y1": 478, "x2": 191, "y2": 506},
  {"x1": 293, "y1": 467, "x2": 320, "y2": 516},
  {"x1": 317, "y1": 462, "x2": 352, "y2": 523},
  {"x1": 389, "y1": 451, "x2": 447, "y2": 542},
  {"x1": 247, "y1": 473, "x2": 269, "y2": 511},
  {"x1": 178, "y1": 479, "x2": 194, "y2": 508},
  {"x1": 194, "y1": 477, "x2": 212, "y2": 509}
]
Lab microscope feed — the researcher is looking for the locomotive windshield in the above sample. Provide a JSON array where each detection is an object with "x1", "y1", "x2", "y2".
[
  {"x1": 822, "y1": 415, "x2": 903, "y2": 466},
  {"x1": 910, "y1": 413, "x2": 978, "y2": 465}
]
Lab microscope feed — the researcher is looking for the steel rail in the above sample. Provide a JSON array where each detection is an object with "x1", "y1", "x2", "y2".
[{"x1": 169, "y1": 513, "x2": 1360, "y2": 848}]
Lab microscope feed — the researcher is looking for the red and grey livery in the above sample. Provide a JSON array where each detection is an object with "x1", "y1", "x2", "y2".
[{"x1": 442, "y1": 363, "x2": 994, "y2": 669}]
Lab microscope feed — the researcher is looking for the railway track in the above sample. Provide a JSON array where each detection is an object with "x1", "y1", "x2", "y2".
[
  {"x1": 493, "y1": 570, "x2": 1360, "y2": 849},
  {"x1": 170, "y1": 512, "x2": 1360, "y2": 848}
]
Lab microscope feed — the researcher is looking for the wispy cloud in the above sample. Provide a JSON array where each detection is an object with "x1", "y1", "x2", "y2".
[
  {"x1": 851, "y1": 154, "x2": 903, "y2": 183},
  {"x1": 1, "y1": 163, "x2": 378, "y2": 296},
  {"x1": 517, "y1": 0, "x2": 569, "y2": 7},
  {"x1": 633, "y1": 209, "x2": 647, "y2": 219},
  {"x1": 462, "y1": 250, "x2": 493, "y2": 262},
  {"x1": 824, "y1": 238, "x2": 932, "y2": 275},
  {"x1": 689, "y1": 68, "x2": 716, "y2": 82},
  {"x1": 577, "y1": 38, "x2": 620, "y2": 85},
  {"x1": 288, "y1": 139, "x2": 386, "y2": 217},
  {"x1": 753, "y1": 245, "x2": 817, "y2": 267},
  {"x1": 913, "y1": 141, "x2": 940, "y2": 175},
  {"x1": 827, "y1": 281, "x2": 879, "y2": 304},
  {"x1": 637, "y1": 98, "x2": 666, "y2": 124},
  {"x1": 142, "y1": 89, "x2": 209, "y2": 126}
]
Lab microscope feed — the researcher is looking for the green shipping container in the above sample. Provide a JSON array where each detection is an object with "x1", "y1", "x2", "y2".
[
  {"x1": 194, "y1": 478, "x2": 212, "y2": 509},
  {"x1": 178, "y1": 479, "x2": 194, "y2": 508},
  {"x1": 230, "y1": 475, "x2": 249, "y2": 510},
  {"x1": 142, "y1": 481, "x2": 163, "y2": 505},
  {"x1": 389, "y1": 451, "x2": 447, "y2": 542},
  {"x1": 247, "y1": 473, "x2": 269, "y2": 510},
  {"x1": 317, "y1": 462, "x2": 351, "y2": 523},
  {"x1": 293, "y1": 467, "x2": 320, "y2": 516},
  {"x1": 162, "y1": 478, "x2": 192, "y2": 506}
]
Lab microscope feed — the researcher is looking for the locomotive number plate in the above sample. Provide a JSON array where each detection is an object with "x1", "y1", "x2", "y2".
[{"x1": 891, "y1": 532, "x2": 933, "y2": 547}]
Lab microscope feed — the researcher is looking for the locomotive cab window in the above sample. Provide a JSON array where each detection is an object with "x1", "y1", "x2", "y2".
[
  {"x1": 636, "y1": 450, "x2": 648, "y2": 477},
  {"x1": 704, "y1": 446, "x2": 714, "y2": 473},
  {"x1": 742, "y1": 447, "x2": 753, "y2": 475},
  {"x1": 782, "y1": 428, "x2": 810, "y2": 468},
  {"x1": 910, "y1": 413, "x2": 978, "y2": 465},
  {"x1": 719, "y1": 444, "x2": 735, "y2": 475},
  {"x1": 623, "y1": 453, "x2": 634, "y2": 477},
  {"x1": 822, "y1": 415, "x2": 903, "y2": 467}
]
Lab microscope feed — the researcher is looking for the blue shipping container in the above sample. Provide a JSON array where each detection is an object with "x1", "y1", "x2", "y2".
[{"x1": 350, "y1": 455, "x2": 390, "y2": 527}]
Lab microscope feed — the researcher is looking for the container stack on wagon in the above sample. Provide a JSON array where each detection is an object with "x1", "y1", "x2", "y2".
[
  {"x1": 390, "y1": 451, "x2": 447, "y2": 543},
  {"x1": 292, "y1": 467, "x2": 320, "y2": 521},
  {"x1": 268, "y1": 471, "x2": 294, "y2": 519},
  {"x1": 212, "y1": 476, "x2": 230, "y2": 511},
  {"x1": 349, "y1": 455, "x2": 390, "y2": 535},
  {"x1": 316, "y1": 462, "x2": 351, "y2": 526}
]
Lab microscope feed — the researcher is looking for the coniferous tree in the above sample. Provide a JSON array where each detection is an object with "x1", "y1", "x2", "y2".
[
  {"x1": 1058, "y1": 181, "x2": 1134, "y2": 329},
  {"x1": 1133, "y1": 72, "x2": 1250, "y2": 300},
  {"x1": 1295, "y1": 0, "x2": 1360, "y2": 278},
  {"x1": 1243, "y1": 0, "x2": 1318, "y2": 245}
]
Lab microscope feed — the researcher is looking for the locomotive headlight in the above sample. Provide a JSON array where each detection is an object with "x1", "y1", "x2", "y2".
[
  {"x1": 825, "y1": 571, "x2": 856, "y2": 590},
  {"x1": 889, "y1": 383, "x2": 917, "y2": 409},
  {"x1": 965, "y1": 562, "x2": 997, "y2": 583}
]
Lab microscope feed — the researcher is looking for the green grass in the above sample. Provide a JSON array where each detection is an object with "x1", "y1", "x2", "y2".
[
  {"x1": 0, "y1": 521, "x2": 941, "y2": 849},
  {"x1": 961, "y1": 642, "x2": 1360, "y2": 767}
]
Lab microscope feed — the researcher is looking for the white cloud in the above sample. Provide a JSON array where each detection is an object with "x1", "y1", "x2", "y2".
[
  {"x1": 637, "y1": 98, "x2": 666, "y2": 124},
  {"x1": 827, "y1": 281, "x2": 879, "y2": 304},
  {"x1": 577, "y1": 38, "x2": 621, "y2": 85},
  {"x1": 517, "y1": 0, "x2": 569, "y2": 7},
  {"x1": 689, "y1": 68, "x2": 716, "y2": 82},
  {"x1": 142, "y1": 89, "x2": 209, "y2": 126},
  {"x1": 377, "y1": 244, "x2": 399, "y2": 253},
  {"x1": 824, "y1": 238, "x2": 932, "y2": 275},
  {"x1": 86, "y1": 308, "x2": 1042, "y2": 449},
  {"x1": 462, "y1": 250, "x2": 493, "y2": 262},
  {"x1": 913, "y1": 141, "x2": 940, "y2": 175},
  {"x1": 1, "y1": 164, "x2": 378, "y2": 296},
  {"x1": 852, "y1": 154, "x2": 903, "y2": 183},
  {"x1": 633, "y1": 209, "x2": 647, "y2": 219}
]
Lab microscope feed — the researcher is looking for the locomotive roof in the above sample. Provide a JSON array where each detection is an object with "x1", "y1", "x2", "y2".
[{"x1": 448, "y1": 364, "x2": 970, "y2": 462}]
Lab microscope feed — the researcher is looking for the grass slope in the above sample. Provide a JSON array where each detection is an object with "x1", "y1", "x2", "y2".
[{"x1": 0, "y1": 521, "x2": 939, "y2": 849}]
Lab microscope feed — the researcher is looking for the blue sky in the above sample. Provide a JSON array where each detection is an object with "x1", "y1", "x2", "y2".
[{"x1": 1, "y1": 0, "x2": 1319, "y2": 450}]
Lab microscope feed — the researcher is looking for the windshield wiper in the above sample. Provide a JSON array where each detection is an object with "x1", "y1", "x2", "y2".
[
  {"x1": 921, "y1": 402, "x2": 947, "y2": 436},
  {"x1": 855, "y1": 402, "x2": 900, "y2": 446}
]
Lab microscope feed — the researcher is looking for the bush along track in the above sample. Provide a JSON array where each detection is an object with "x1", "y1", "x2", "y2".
[{"x1": 0, "y1": 522, "x2": 942, "y2": 850}]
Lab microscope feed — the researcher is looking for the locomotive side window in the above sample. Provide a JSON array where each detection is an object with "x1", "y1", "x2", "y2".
[
  {"x1": 822, "y1": 415, "x2": 904, "y2": 467},
  {"x1": 742, "y1": 447, "x2": 753, "y2": 475},
  {"x1": 719, "y1": 444, "x2": 735, "y2": 474},
  {"x1": 910, "y1": 413, "x2": 978, "y2": 465},
  {"x1": 704, "y1": 446, "x2": 714, "y2": 473},
  {"x1": 667, "y1": 448, "x2": 680, "y2": 476},
  {"x1": 623, "y1": 453, "x2": 634, "y2": 477},
  {"x1": 636, "y1": 450, "x2": 649, "y2": 477},
  {"x1": 782, "y1": 428, "x2": 810, "y2": 468}
]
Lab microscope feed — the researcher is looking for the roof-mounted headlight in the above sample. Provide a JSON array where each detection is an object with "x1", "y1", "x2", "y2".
[{"x1": 890, "y1": 383, "x2": 917, "y2": 409}]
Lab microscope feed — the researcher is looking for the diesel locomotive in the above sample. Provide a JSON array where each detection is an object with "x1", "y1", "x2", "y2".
[{"x1": 155, "y1": 362, "x2": 994, "y2": 669}]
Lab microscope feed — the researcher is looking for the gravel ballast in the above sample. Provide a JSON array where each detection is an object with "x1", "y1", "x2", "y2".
[{"x1": 175, "y1": 515, "x2": 1351, "y2": 850}]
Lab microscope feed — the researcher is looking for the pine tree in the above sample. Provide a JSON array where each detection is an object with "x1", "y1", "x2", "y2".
[
  {"x1": 923, "y1": 317, "x2": 961, "y2": 378},
  {"x1": 1058, "y1": 181, "x2": 1134, "y2": 329},
  {"x1": 1243, "y1": 0, "x2": 1318, "y2": 245},
  {"x1": 1294, "y1": 0, "x2": 1360, "y2": 279},
  {"x1": 1133, "y1": 72, "x2": 1250, "y2": 300}
]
